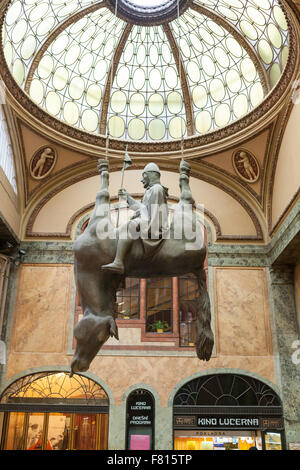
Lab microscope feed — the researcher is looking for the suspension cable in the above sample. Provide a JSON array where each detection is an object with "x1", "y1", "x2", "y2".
[
  {"x1": 105, "y1": 0, "x2": 120, "y2": 160},
  {"x1": 177, "y1": 0, "x2": 185, "y2": 162}
]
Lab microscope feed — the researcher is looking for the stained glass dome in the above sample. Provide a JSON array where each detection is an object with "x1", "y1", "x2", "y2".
[{"x1": 1, "y1": 0, "x2": 290, "y2": 142}]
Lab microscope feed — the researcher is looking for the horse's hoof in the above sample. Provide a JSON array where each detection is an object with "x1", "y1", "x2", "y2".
[{"x1": 101, "y1": 263, "x2": 124, "y2": 275}]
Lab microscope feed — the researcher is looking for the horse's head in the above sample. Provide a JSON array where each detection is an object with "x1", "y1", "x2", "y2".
[{"x1": 70, "y1": 313, "x2": 118, "y2": 376}]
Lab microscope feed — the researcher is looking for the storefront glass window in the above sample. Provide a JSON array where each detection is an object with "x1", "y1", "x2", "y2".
[
  {"x1": 26, "y1": 413, "x2": 45, "y2": 450},
  {"x1": 47, "y1": 413, "x2": 71, "y2": 450},
  {"x1": 1, "y1": 372, "x2": 109, "y2": 451},
  {"x1": 4, "y1": 412, "x2": 25, "y2": 450},
  {"x1": 264, "y1": 432, "x2": 282, "y2": 450},
  {"x1": 73, "y1": 414, "x2": 97, "y2": 450}
]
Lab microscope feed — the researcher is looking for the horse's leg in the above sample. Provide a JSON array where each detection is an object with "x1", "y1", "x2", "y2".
[
  {"x1": 71, "y1": 159, "x2": 120, "y2": 375},
  {"x1": 70, "y1": 266, "x2": 121, "y2": 375},
  {"x1": 193, "y1": 268, "x2": 214, "y2": 361}
]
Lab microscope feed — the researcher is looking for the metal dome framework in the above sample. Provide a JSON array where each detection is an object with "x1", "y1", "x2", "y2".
[{"x1": 0, "y1": 0, "x2": 293, "y2": 145}]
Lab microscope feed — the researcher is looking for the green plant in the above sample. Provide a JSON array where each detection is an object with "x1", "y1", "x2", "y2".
[{"x1": 151, "y1": 320, "x2": 169, "y2": 331}]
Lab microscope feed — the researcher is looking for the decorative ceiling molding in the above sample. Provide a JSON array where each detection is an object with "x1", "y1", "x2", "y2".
[
  {"x1": 190, "y1": 2, "x2": 270, "y2": 94},
  {"x1": 0, "y1": 0, "x2": 298, "y2": 154},
  {"x1": 163, "y1": 23, "x2": 194, "y2": 136},
  {"x1": 24, "y1": 1, "x2": 106, "y2": 94},
  {"x1": 191, "y1": 122, "x2": 275, "y2": 209},
  {"x1": 99, "y1": 23, "x2": 133, "y2": 135}
]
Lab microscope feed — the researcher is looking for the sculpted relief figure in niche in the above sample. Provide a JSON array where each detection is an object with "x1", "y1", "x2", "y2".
[
  {"x1": 232, "y1": 149, "x2": 260, "y2": 184},
  {"x1": 29, "y1": 146, "x2": 57, "y2": 180}
]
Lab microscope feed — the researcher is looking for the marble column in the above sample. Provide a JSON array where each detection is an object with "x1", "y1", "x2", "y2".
[{"x1": 269, "y1": 266, "x2": 300, "y2": 448}]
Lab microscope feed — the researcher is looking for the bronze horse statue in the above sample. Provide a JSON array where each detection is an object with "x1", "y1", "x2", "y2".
[{"x1": 70, "y1": 159, "x2": 214, "y2": 375}]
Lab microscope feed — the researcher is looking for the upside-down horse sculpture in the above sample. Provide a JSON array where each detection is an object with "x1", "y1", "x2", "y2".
[{"x1": 70, "y1": 158, "x2": 214, "y2": 376}]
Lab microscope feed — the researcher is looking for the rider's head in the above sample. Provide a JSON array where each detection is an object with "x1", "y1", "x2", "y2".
[{"x1": 141, "y1": 163, "x2": 161, "y2": 188}]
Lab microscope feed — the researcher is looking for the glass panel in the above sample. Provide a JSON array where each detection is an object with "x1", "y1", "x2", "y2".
[
  {"x1": 169, "y1": 116, "x2": 186, "y2": 139},
  {"x1": 146, "y1": 278, "x2": 172, "y2": 333},
  {"x1": 128, "y1": 118, "x2": 146, "y2": 140},
  {"x1": 26, "y1": 413, "x2": 45, "y2": 450},
  {"x1": 193, "y1": 86, "x2": 208, "y2": 109},
  {"x1": 63, "y1": 101, "x2": 79, "y2": 125},
  {"x1": 179, "y1": 276, "x2": 198, "y2": 347},
  {"x1": 116, "y1": 278, "x2": 140, "y2": 319},
  {"x1": 86, "y1": 84, "x2": 102, "y2": 107},
  {"x1": 52, "y1": 67, "x2": 69, "y2": 91},
  {"x1": 167, "y1": 92, "x2": 183, "y2": 114},
  {"x1": 81, "y1": 109, "x2": 99, "y2": 132},
  {"x1": 148, "y1": 93, "x2": 164, "y2": 117},
  {"x1": 195, "y1": 111, "x2": 212, "y2": 134},
  {"x1": 98, "y1": 414, "x2": 109, "y2": 450},
  {"x1": 129, "y1": 93, "x2": 145, "y2": 116},
  {"x1": 47, "y1": 413, "x2": 71, "y2": 450},
  {"x1": 3, "y1": 0, "x2": 290, "y2": 139},
  {"x1": 258, "y1": 39, "x2": 274, "y2": 64},
  {"x1": 111, "y1": 91, "x2": 127, "y2": 114},
  {"x1": 4, "y1": 412, "x2": 25, "y2": 450},
  {"x1": 174, "y1": 430, "x2": 262, "y2": 451},
  {"x1": 214, "y1": 103, "x2": 231, "y2": 127},
  {"x1": 264, "y1": 432, "x2": 282, "y2": 450},
  {"x1": 148, "y1": 119, "x2": 166, "y2": 140},
  {"x1": 1, "y1": 372, "x2": 108, "y2": 405},
  {"x1": 270, "y1": 63, "x2": 281, "y2": 88},
  {"x1": 210, "y1": 78, "x2": 225, "y2": 102},
  {"x1": 108, "y1": 116, "x2": 125, "y2": 138},
  {"x1": 73, "y1": 414, "x2": 97, "y2": 450},
  {"x1": 273, "y1": 5, "x2": 288, "y2": 30}
]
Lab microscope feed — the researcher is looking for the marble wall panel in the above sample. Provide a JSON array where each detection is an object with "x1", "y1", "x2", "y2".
[
  {"x1": 215, "y1": 268, "x2": 272, "y2": 356},
  {"x1": 295, "y1": 265, "x2": 300, "y2": 326},
  {"x1": 11, "y1": 265, "x2": 72, "y2": 354}
]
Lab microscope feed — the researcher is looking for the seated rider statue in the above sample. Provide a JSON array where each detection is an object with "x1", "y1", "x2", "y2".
[{"x1": 102, "y1": 162, "x2": 169, "y2": 275}]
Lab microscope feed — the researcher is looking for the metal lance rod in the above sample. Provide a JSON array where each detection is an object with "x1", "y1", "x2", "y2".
[{"x1": 117, "y1": 145, "x2": 132, "y2": 227}]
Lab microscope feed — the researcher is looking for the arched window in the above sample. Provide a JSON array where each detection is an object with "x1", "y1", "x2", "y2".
[
  {"x1": 173, "y1": 374, "x2": 282, "y2": 407},
  {"x1": 173, "y1": 373, "x2": 285, "y2": 450},
  {"x1": 0, "y1": 371, "x2": 109, "y2": 450}
]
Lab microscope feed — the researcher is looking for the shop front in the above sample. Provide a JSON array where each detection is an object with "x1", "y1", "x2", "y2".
[
  {"x1": 173, "y1": 373, "x2": 285, "y2": 451},
  {"x1": 0, "y1": 371, "x2": 109, "y2": 450}
]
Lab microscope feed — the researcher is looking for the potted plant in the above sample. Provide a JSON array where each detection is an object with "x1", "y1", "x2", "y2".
[
  {"x1": 121, "y1": 308, "x2": 130, "y2": 319},
  {"x1": 151, "y1": 320, "x2": 169, "y2": 333}
]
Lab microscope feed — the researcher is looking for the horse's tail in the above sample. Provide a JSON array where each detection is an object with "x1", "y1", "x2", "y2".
[{"x1": 194, "y1": 268, "x2": 214, "y2": 361}]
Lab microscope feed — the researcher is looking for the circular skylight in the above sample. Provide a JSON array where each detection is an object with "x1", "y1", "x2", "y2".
[
  {"x1": 128, "y1": 0, "x2": 168, "y2": 6},
  {"x1": 1, "y1": 0, "x2": 290, "y2": 143}
]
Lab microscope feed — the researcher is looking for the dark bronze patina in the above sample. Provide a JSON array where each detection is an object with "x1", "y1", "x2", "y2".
[{"x1": 70, "y1": 159, "x2": 214, "y2": 375}]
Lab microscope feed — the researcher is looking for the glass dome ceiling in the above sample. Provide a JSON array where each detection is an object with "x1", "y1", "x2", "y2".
[{"x1": 2, "y1": 0, "x2": 290, "y2": 142}]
